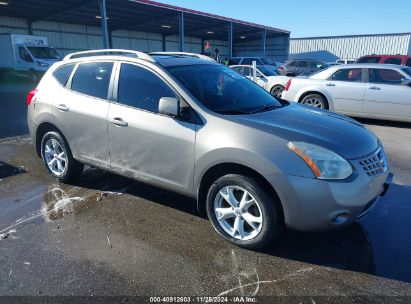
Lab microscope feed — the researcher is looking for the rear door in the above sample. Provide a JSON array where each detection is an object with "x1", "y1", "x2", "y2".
[
  {"x1": 53, "y1": 61, "x2": 114, "y2": 169},
  {"x1": 363, "y1": 68, "x2": 411, "y2": 120},
  {"x1": 107, "y1": 62, "x2": 196, "y2": 194},
  {"x1": 323, "y1": 67, "x2": 365, "y2": 114}
]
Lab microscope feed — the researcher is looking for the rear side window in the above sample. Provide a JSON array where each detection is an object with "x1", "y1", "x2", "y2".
[
  {"x1": 53, "y1": 64, "x2": 75, "y2": 86},
  {"x1": 117, "y1": 63, "x2": 176, "y2": 113},
  {"x1": 331, "y1": 68, "x2": 363, "y2": 82},
  {"x1": 298, "y1": 61, "x2": 308, "y2": 67},
  {"x1": 71, "y1": 62, "x2": 113, "y2": 99},
  {"x1": 384, "y1": 58, "x2": 402, "y2": 65},
  {"x1": 368, "y1": 69, "x2": 404, "y2": 85},
  {"x1": 406, "y1": 58, "x2": 411, "y2": 67},
  {"x1": 357, "y1": 56, "x2": 381, "y2": 63}
]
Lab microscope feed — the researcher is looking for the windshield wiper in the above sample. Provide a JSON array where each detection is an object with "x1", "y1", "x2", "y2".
[
  {"x1": 248, "y1": 104, "x2": 278, "y2": 114},
  {"x1": 218, "y1": 109, "x2": 250, "y2": 115}
]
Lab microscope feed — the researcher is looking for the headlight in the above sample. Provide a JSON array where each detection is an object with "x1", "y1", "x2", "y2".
[{"x1": 287, "y1": 141, "x2": 353, "y2": 180}]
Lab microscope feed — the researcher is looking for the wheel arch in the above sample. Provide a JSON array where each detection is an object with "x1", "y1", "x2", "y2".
[
  {"x1": 196, "y1": 162, "x2": 285, "y2": 225},
  {"x1": 297, "y1": 90, "x2": 333, "y2": 110},
  {"x1": 35, "y1": 122, "x2": 64, "y2": 157}
]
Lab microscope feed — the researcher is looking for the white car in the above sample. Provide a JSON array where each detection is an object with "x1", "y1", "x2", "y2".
[
  {"x1": 230, "y1": 64, "x2": 290, "y2": 98},
  {"x1": 336, "y1": 58, "x2": 357, "y2": 64},
  {"x1": 281, "y1": 64, "x2": 411, "y2": 123}
]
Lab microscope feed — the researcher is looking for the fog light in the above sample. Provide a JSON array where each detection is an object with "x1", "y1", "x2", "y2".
[{"x1": 331, "y1": 212, "x2": 350, "y2": 225}]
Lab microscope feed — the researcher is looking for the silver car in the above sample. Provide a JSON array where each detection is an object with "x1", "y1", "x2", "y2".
[
  {"x1": 281, "y1": 64, "x2": 411, "y2": 122},
  {"x1": 27, "y1": 50, "x2": 393, "y2": 249}
]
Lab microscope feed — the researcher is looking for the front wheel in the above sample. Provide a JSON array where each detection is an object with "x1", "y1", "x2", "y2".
[
  {"x1": 206, "y1": 174, "x2": 283, "y2": 249},
  {"x1": 41, "y1": 131, "x2": 84, "y2": 182}
]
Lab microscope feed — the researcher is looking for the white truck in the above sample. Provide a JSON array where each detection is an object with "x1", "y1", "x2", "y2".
[{"x1": 0, "y1": 34, "x2": 61, "y2": 82}]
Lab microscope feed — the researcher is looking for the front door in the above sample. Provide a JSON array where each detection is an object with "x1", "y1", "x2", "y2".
[
  {"x1": 323, "y1": 67, "x2": 365, "y2": 114},
  {"x1": 107, "y1": 62, "x2": 196, "y2": 194},
  {"x1": 364, "y1": 68, "x2": 411, "y2": 120}
]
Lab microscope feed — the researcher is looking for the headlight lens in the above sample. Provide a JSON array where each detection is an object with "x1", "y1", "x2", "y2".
[{"x1": 287, "y1": 141, "x2": 353, "y2": 180}]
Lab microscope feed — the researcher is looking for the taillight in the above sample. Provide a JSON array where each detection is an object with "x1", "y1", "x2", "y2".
[
  {"x1": 278, "y1": 66, "x2": 285, "y2": 70},
  {"x1": 285, "y1": 79, "x2": 292, "y2": 91},
  {"x1": 27, "y1": 89, "x2": 38, "y2": 106}
]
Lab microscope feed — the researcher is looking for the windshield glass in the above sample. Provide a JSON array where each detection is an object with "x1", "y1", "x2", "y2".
[
  {"x1": 402, "y1": 67, "x2": 411, "y2": 78},
  {"x1": 261, "y1": 58, "x2": 274, "y2": 65},
  {"x1": 257, "y1": 65, "x2": 278, "y2": 76},
  {"x1": 27, "y1": 47, "x2": 60, "y2": 59},
  {"x1": 167, "y1": 64, "x2": 282, "y2": 114}
]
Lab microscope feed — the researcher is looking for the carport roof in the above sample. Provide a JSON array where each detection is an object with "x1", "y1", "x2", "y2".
[{"x1": 0, "y1": 0, "x2": 289, "y2": 42}]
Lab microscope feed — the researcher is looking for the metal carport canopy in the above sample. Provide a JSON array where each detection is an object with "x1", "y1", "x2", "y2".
[{"x1": 0, "y1": 0, "x2": 289, "y2": 51}]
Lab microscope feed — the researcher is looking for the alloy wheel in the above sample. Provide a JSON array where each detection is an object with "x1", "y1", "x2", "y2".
[
  {"x1": 44, "y1": 138, "x2": 67, "y2": 176},
  {"x1": 214, "y1": 185, "x2": 263, "y2": 241}
]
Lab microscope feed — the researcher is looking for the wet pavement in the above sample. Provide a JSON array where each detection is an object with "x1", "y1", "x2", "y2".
[{"x1": 0, "y1": 82, "x2": 411, "y2": 300}]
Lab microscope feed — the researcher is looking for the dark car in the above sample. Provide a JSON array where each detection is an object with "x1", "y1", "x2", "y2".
[{"x1": 357, "y1": 54, "x2": 411, "y2": 67}]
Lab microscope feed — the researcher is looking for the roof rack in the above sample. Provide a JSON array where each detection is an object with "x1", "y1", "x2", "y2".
[
  {"x1": 149, "y1": 52, "x2": 216, "y2": 62},
  {"x1": 63, "y1": 49, "x2": 155, "y2": 62}
]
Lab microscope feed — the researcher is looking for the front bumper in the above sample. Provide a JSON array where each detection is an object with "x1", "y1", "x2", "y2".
[{"x1": 263, "y1": 169, "x2": 393, "y2": 231}]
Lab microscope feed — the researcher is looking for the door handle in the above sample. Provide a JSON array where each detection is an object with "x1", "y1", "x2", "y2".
[
  {"x1": 326, "y1": 83, "x2": 336, "y2": 87},
  {"x1": 369, "y1": 86, "x2": 381, "y2": 90},
  {"x1": 110, "y1": 117, "x2": 128, "y2": 127},
  {"x1": 57, "y1": 104, "x2": 69, "y2": 111}
]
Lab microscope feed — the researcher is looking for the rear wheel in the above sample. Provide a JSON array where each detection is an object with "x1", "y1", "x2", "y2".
[
  {"x1": 41, "y1": 131, "x2": 83, "y2": 182},
  {"x1": 270, "y1": 85, "x2": 285, "y2": 99},
  {"x1": 206, "y1": 174, "x2": 283, "y2": 249},
  {"x1": 300, "y1": 93, "x2": 328, "y2": 109}
]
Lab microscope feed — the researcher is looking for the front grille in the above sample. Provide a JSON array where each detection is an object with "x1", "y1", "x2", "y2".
[{"x1": 358, "y1": 148, "x2": 387, "y2": 177}]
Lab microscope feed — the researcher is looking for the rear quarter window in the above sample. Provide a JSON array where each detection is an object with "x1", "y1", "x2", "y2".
[
  {"x1": 384, "y1": 57, "x2": 402, "y2": 65},
  {"x1": 70, "y1": 62, "x2": 113, "y2": 100},
  {"x1": 52, "y1": 64, "x2": 75, "y2": 86}
]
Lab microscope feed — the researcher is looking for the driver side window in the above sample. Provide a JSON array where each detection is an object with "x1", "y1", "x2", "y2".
[{"x1": 117, "y1": 63, "x2": 177, "y2": 113}]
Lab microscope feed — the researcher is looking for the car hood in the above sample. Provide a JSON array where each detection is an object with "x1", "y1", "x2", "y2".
[{"x1": 231, "y1": 103, "x2": 379, "y2": 159}]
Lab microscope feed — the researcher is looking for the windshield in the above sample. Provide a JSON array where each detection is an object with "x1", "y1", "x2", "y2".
[
  {"x1": 257, "y1": 65, "x2": 278, "y2": 76},
  {"x1": 167, "y1": 64, "x2": 282, "y2": 114},
  {"x1": 402, "y1": 67, "x2": 411, "y2": 78},
  {"x1": 27, "y1": 47, "x2": 60, "y2": 60},
  {"x1": 261, "y1": 58, "x2": 274, "y2": 65}
]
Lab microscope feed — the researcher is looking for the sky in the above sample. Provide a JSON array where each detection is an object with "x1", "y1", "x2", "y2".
[{"x1": 154, "y1": 0, "x2": 411, "y2": 38}]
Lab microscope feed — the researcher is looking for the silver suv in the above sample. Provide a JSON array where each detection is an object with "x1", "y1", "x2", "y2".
[{"x1": 27, "y1": 49, "x2": 393, "y2": 249}]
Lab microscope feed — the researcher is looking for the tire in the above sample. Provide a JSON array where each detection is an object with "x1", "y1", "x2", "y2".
[
  {"x1": 40, "y1": 131, "x2": 84, "y2": 182},
  {"x1": 270, "y1": 85, "x2": 285, "y2": 99},
  {"x1": 206, "y1": 174, "x2": 283, "y2": 250},
  {"x1": 300, "y1": 93, "x2": 328, "y2": 109}
]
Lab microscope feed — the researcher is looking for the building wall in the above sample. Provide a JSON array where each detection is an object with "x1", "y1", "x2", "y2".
[
  {"x1": 290, "y1": 33, "x2": 411, "y2": 61},
  {"x1": 0, "y1": 16, "x2": 228, "y2": 58},
  {"x1": 0, "y1": 16, "x2": 288, "y2": 61},
  {"x1": 234, "y1": 34, "x2": 289, "y2": 61}
]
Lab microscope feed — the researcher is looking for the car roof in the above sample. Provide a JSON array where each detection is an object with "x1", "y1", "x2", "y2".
[
  {"x1": 333, "y1": 63, "x2": 407, "y2": 69},
  {"x1": 152, "y1": 55, "x2": 218, "y2": 67}
]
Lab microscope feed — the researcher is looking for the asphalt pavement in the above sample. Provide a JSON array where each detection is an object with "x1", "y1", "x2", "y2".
[{"x1": 0, "y1": 82, "x2": 411, "y2": 301}]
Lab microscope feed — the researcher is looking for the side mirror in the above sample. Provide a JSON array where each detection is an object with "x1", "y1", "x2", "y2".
[
  {"x1": 401, "y1": 79, "x2": 411, "y2": 87},
  {"x1": 159, "y1": 97, "x2": 180, "y2": 117}
]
